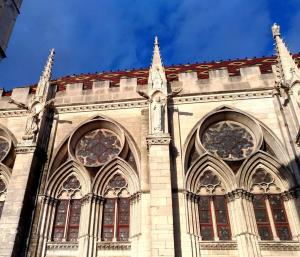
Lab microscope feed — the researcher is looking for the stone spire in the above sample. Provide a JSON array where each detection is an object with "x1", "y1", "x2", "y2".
[
  {"x1": 36, "y1": 48, "x2": 55, "y2": 99},
  {"x1": 148, "y1": 36, "x2": 167, "y2": 94},
  {"x1": 272, "y1": 23, "x2": 300, "y2": 87}
]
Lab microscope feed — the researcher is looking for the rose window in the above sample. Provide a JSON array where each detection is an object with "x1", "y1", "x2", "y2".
[
  {"x1": 75, "y1": 129, "x2": 121, "y2": 166},
  {"x1": 0, "y1": 137, "x2": 9, "y2": 161},
  {"x1": 202, "y1": 121, "x2": 254, "y2": 160}
]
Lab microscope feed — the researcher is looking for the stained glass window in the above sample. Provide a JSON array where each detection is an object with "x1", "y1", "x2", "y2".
[
  {"x1": 269, "y1": 195, "x2": 291, "y2": 240},
  {"x1": 198, "y1": 195, "x2": 231, "y2": 241},
  {"x1": 202, "y1": 121, "x2": 254, "y2": 160},
  {"x1": 102, "y1": 198, "x2": 130, "y2": 241},
  {"x1": 75, "y1": 129, "x2": 122, "y2": 166},
  {"x1": 0, "y1": 201, "x2": 4, "y2": 218},
  {"x1": 52, "y1": 200, "x2": 68, "y2": 241},
  {"x1": 0, "y1": 137, "x2": 9, "y2": 161},
  {"x1": 253, "y1": 195, "x2": 273, "y2": 240}
]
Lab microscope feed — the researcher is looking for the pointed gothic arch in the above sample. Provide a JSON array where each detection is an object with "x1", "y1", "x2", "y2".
[
  {"x1": 185, "y1": 153, "x2": 236, "y2": 193},
  {"x1": 237, "y1": 151, "x2": 295, "y2": 191}
]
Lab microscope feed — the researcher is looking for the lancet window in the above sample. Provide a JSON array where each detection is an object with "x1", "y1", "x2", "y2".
[
  {"x1": 251, "y1": 169, "x2": 291, "y2": 241},
  {"x1": 197, "y1": 171, "x2": 231, "y2": 241},
  {"x1": 0, "y1": 178, "x2": 6, "y2": 218},
  {"x1": 102, "y1": 174, "x2": 130, "y2": 241},
  {"x1": 52, "y1": 175, "x2": 82, "y2": 242}
]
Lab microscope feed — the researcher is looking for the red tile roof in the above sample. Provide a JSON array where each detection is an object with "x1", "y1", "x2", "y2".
[{"x1": 3, "y1": 54, "x2": 300, "y2": 96}]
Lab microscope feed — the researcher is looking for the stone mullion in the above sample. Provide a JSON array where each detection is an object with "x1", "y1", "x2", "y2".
[
  {"x1": 97, "y1": 199, "x2": 104, "y2": 241},
  {"x1": 228, "y1": 190, "x2": 261, "y2": 257},
  {"x1": 282, "y1": 191, "x2": 300, "y2": 241},
  {"x1": 78, "y1": 194, "x2": 98, "y2": 257},
  {"x1": 35, "y1": 196, "x2": 56, "y2": 257},
  {"x1": 265, "y1": 196, "x2": 279, "y2": 241}
]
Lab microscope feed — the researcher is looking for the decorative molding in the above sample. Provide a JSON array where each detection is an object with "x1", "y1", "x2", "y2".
[
  {"x1": 97, "y1": 241, "x2": 131, "y2": 250},
  {"x1": 172, "y1": 90, "x2": 273, "y2": 105},
  {"x1": 146, "y1": 134, "x2": 171, "y2": 146},
  {"x1": 199, "y1": 241, "x2": 237, "y2": 250},
  {"x1": 46, "y1": 241, "x2": 78, "y2": 250},
  {"x1": 15, "y1": 142, "x2": 36, "y2": 154},
  {"x1": 259, "y1": 241, "x2": 300, "y2": 251},
  {"x1": 0, "y1": 90, "x2": 273, "y2": 117},
  {"x1": 227, "y1": 189, "x2": 253, "y2": 202}
]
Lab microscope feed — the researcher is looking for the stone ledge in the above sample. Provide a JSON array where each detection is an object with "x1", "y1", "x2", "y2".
[
  {"x1": 46, "y1": 241, "x2": 78, "y2": 250},
  {"x1": 199, "y1": 241, "x2": 237, "y2": 250},
  {"x1": 97, "y1": 241, "x2": 131, "y2": 250},
  {"x1": 259, "y1": 241, "x2": 300, "y2": 251}
]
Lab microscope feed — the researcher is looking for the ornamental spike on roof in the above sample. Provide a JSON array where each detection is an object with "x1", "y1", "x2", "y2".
[{"x1": 272, "y1": 23, "x2": 300, "y2": 86}]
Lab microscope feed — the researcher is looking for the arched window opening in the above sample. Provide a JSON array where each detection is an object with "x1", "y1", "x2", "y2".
[
  {"x1": 102, "y1": 174, "x2": 130, "y2": 242},
  {"x1": 251, "y1": 169, "x2": 291, "y2": 241},
  {"x1": 52, "y1": 175, "x2": 82, "y2": 242},
  {"x1": 197, "y1": 171, "x2": 231, "y2": 241},
  {"x1": 0, "y1": 178, "x2": 6, "y2": 218}
]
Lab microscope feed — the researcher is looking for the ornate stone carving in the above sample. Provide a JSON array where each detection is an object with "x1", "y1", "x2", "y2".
[
  {"x1": 259, "y1": 241, "x2": 300, "y2": 251},
  {"x1": 197, "y1": 170, "x2": 224, "y2": 194},
  {"x1": 227, "y1": 189, "x2": 253, "y2": 202},
  {"x1": 199, "y1": 241, "x2": 237, "y2": 250},
  {"x1": 46, "y1": 242, "x2": 78, "y2": 250},
  {"x1": 97, "y1": 241, "x2": 131, "y2": 250},
  {"x1": 146, "y1": 135, "x2": 171, "y2": 146},
  {"x1": 251, "y1": 169, "x2": 280, "y2": 193}
]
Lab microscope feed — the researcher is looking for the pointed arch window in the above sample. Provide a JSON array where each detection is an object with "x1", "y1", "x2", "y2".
[
  {"x1": 0, "y1": 178, "x2": 6, "y2": 218},
  {"x1": 197, "y1": 171, "x2": 231, "y2": 241},
  {"x1": 52, "y1": 175, "x2": 82, "y2": 242},
  {"x1": 102, "y1": 174, "x2": 130, "y2": 242},
  {"x1": 251, "y1": 169, "x2": 292, "y2": 241}
]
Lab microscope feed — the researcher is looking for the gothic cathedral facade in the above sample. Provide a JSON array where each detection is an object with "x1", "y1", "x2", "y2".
[{"x1": 0, "y1": 24, "x2": 300, "y2": 257}]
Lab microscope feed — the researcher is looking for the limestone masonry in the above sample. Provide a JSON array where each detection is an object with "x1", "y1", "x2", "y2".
[{"x1": 0, "y1": 24, "x2": 300, "y2": 257}]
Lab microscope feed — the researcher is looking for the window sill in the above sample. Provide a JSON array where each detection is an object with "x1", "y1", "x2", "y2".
[
  {"x1": 259, "y1": 241, "x2": 300, "y2": 251},
  {"x1": 46, "y1": 241, "x2": 78, "y2": 250},
  {"x1": 97, "y1": 241, "x2": 131, "y2": 251},
  {"x1": 199, "y1": 241, "x2": 237, "y2": 250}
]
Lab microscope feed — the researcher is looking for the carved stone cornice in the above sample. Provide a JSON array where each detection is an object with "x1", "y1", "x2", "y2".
[
  {"x1": 97, "y1": 241, "x2": 131, "y2": 250},
  {"x1": 259, "y1": 241, "x2": 300, "y2": 251},
  {"x1": 81, "y1": 193, "x2": 103, "y2": 205},
  {"x1": 227, "y1": 189, "x2": 253, "y2": 202},
  {"x1": 199, "y1": 241, "x2": 237, "y2": 250},
  {"x1": 146, "y1": 134, "x2": 171, "y2": 146},
  {"x1": 15, "y1": 142, "x2": 37, "y2": 154},
  {"x1": 282, "y1": 187, "x2": 300, "y2": 200},
  {"x1": 46, "y1": 241, "x2": 78, "y2": 250}
]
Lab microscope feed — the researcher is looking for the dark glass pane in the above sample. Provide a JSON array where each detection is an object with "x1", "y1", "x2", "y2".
[
  {"x1": 218, "y1": 225, "x2": 231, "y2": 240},
  {"x1": 199, "y1": 210, "x2": 211, "y2": 223},
  {"x1": 103, "y1": 199, "x2": 115, "y2": 225},
  {"x1": 216, "y1": 210, "x2": 228, "y2": 224},
  {"x1": 277, "y1": 226, "x2": 292, "y2": 240},
  {"x1": 109, "y1": 175, "x2": 127, "y2": 188},
  {"x1": 102, "y1": 227, "x2": 113, "y2": 241},
  {"x1": 54, "y1": 200, "x2": 68, "y2": 226},
  {"x1": 200, "y1": 226, "x2": 214, "y2": 240},
  {"x1": 199, "y1": 197, "x2": 210, "y2": 210},
  {"x1": 214, "y1": 196, "x2": 226, "y2": 210},
  {"x1": 269, "y1": 195, "x2": 282, "y2": 208},
  {"x1": 118, "y1": 227, "x2": 129, "y2": 241},
  {"x1": 118, "y1": 198, "x2": 130, "y2": 225},
  {"x1": 273, "y1": 209, "x2": 287, "y2": 222},
  {"x1": 253, "y1": 195, "x2": 265, "y2": 208},
  {"x1": 199, "y1": 171, "x2": 220, "y2": 186},
  {"x1": 0, "y1": 201, "x2": 4, "y2": 218},
  {"x1": 69, "y1": 200, "x2": 81, "y2": 226},
  {"x1": 52, "y1": 227, "x2": 64, "y2": 241},
  {"x1": 63, "y1": 175, "x2": 80, "y2": 190},
  {"x1": 254, "y1": 209, "x2": 268, "y2": 222},
  {"x1": 0, "y1": 137, "x2": 9, "y2": 161},
  {"x1": 0, "y1": 179, "x2": 6, "y2": 192},
  {"x1": 258, "y1": 226, "x2": 273, "y2": 240},
  {"x1": 68, "y1": 228, "x2": 79, "y2": 241},
  {"x1": 252, "y1": 169, "x2": 273, "y2": 184},
  {"x1": 75, "y1": 129, "x2": 122, "y2": 166}
]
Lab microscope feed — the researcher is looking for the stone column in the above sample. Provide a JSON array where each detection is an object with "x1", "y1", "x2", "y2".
[
  {"x1": 228, "y1": 190, "x2": 261, "y2": 257},
  {"x1": 147, "y1": 134, "x2": 175, "y2": 257},
  {"x1": 78, "y1": 194, "x2": 101, "y2": 257},
  {"x1": 0, "y1": 142, "x2": 44, "y2": 257}
]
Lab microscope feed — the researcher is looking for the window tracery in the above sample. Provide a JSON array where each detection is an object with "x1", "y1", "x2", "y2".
[
  {"x1": 197, "y1": 171, "x2": 231, "y2": 241},
  {"x1": 52, "y1": 175, "x2": 82, "y2": 242},
  {"x1": 102, "y1": 174, "x2": 130, "y2": 242},
  {"x1": 201, "y1": 121, "x2": 254, "y2": 160},
  {"x1": 0, "y1": 137, "x2": 9, "y2": 162},
  {"x1": 75, "y1": 129, "x2": 121, "y2": 167},
  {"x1": 251, "y1": 169, "x2": 291, "y2": 241}
]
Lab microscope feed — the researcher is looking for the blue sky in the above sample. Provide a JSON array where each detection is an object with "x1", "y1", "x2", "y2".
[{"x1": 0, "y1": 0, "x2": 299, "y2": 90}]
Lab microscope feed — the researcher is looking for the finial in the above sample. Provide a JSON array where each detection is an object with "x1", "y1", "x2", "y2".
[
  {"x1": 36, "y1": 48, "x2": 55, "y2": 98},
  {"x1": 272, "y1": 23, "x2": 280, "y2": 37},
  {"x1": 154, "y1": 36, "x2": 159, "y2": 46}
]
